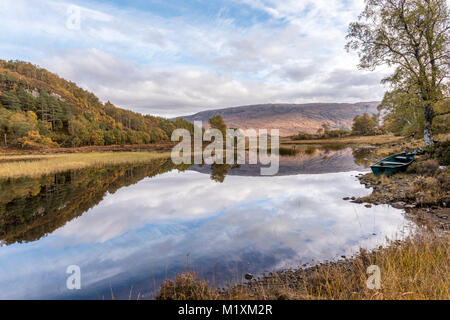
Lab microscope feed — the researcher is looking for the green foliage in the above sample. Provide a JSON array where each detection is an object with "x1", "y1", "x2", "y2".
[
  {"x1": 292, "y1": 127, "x2": 352, "y2": 140},
  {"x1": 324, "y1": 129, "x2": 352, "y2": 138},
  {"x1": 208, "y1": 114, "x2": 227, "y2": 136},
  {"x1": 16, "y1": 87, "x2": 36, "y2": 111},
  {"x1": 173, "y1": 117, "x2": 195, "y2": 134},
  {"x1": 351, "y1": 113, "x2": 378, "y2": 136},
  {"x1": 210, "y1": 163, "x2": 231, "y2": 183},
  {"x1": 346, "y1": 0, "x2": 450, "y2": 145},
  {"x1": 0, "y1": 59, "x2": 191, "y2": 148},
  {"x1": 291, "y1": 131, "x2": 316, "y2": 140},
  {"x1": 0, "y1": 90, "x2": 21, "y2": 111},
  {"x1": 429, "y1": 140, "x2": 450, "y2": 165}
]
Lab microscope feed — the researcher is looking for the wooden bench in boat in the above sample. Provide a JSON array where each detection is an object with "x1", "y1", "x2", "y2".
[
  {"x1": 379, "y1": 161, "x2": 404, "y2": 166},
  {"x1": 370, "y1": 152, "x2": 415, "y2": 176}
]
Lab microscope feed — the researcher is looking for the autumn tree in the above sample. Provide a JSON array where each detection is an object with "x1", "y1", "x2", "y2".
[
  {"x1": 352, "y1": 113, "x2": 378, "y2": 135},
  {"x1": 346, "y1": 0, "x2": 450, "y2": 146},
  {"x1": 379, "y1": 85, "x2": 424, "y2": 135},
  {"x1": 7, "y1": 112, "x2": 37, "y2": 144},
  {"x1": 0, "y1": 106, "x2": 9, "y2": 146}
]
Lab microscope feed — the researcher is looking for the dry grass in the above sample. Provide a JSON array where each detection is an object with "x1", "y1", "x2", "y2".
[
  {"x1": 359, "y1": 163, "x2": 449, "y2": 208},
  {"x1": 0, "y1": 141, "x2": 176, "y2": 155},
  {"x1": 156, "y1": 272, "x2": 220, "y2": 300},
  {"x1": 282, "y1": 134, "x2": 404, "y2": 146},
  {"x1": 0, "y1": 151, "x2": 171, "y2": 179},
  {"x1": 157, "y1": 232, "x2": 449, "y2": 300},
  {"x1": 283, "y1": 133, "x2": 449, "y2": 148}
]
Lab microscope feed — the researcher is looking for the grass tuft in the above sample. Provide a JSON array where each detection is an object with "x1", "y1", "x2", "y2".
[{"x1": 156, "y1": 272, "x2": 219, "y2": 300}]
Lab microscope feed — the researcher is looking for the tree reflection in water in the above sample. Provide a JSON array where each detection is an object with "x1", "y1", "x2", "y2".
[{"x1": 0, "y1": 159, "x2": 189, "y2": 245}]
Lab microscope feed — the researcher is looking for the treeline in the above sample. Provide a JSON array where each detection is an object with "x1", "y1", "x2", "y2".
[
  {"x1": 0, "y1": 60, "x2": 194, "y2": 148},
  {"x1": 291, "y1": 122, "x2": 356, "y2": 140},
  {"x1": 292, "y1": 107, "x2": 448, "y2": 141},
  {"x1": 378, "y1": 91, "x2": 449, "y2": 138}
]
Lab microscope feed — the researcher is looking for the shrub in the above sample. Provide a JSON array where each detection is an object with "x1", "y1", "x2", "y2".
[
  {"x1": 436, "y1": 167, "x2": 450, "y2": 197},
  {"x1": 17, "y1": 130, "x2": 58, "y2": 149},
  {"x1": 414, "y1": 159, "x2": 440, "y2": 176},
  {"x1": 156, "y1": 272, "x2": 218, "y2": 300},
  {"x1": 291, "y1": 132, "x2": 316, "y2": 140},
  {"x1": 429, "y1": 140, "x2": 450, "y2": 166},
  {"x1": 279, "y1": 147, "x2": 300, "y2": 156},
  {"x1": 406, "y1": 176, "x2": 445, "y2": 206}
]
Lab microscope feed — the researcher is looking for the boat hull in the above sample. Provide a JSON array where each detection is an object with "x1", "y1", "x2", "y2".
[
  {"x1": 370, "y1": 164, "x2": 409, "y2": 176},
  {"x1": 370, "y1": 153, "x2": 415, "y2": 176}
]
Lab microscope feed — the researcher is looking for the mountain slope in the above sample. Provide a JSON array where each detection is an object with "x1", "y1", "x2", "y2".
[
  {"x1": 0, "y1": 60, "x2": 193, "y2": 148},
  {"x1": 179, "y1": 102, "x2": 380, "y2": 136}
]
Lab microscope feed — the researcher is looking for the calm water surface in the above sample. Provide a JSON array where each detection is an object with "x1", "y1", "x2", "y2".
[{"x1": 0, "y1": 147, "x2": 414, "y2": 299}]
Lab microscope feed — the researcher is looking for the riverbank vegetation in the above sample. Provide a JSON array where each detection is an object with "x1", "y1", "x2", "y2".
[
  {"x1": 0, "y1": 151, "x2": 171, "y2": 179},
  {"x1": 352, "y1": 140, "x2": 450, "y2": 231},
  {"x1": 290, "y1": 113, "x2": 383, "y2": 141},
  {"x1": 283, "y1": 134, "x2": 404, "y2": 146},
  {"x1": 157, "y1": 232, "x2": 449, "y2": 300}
]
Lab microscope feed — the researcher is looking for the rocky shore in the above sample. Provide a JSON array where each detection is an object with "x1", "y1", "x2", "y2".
[
  {"x1": 157, "y1": 143, "x2": 450, "y2": 300},
  {"x1": 158, "y1": 231, "x2": 449, "y2": 300},
  {"x1": 223, "y1": 160, "x2": 450, "y2": 299},
  {"x1": 350, "y1": 169, "x2": 449, "y2": 230}
]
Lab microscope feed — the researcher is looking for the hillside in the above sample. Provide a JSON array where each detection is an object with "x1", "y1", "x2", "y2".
[
  {"x1": 179, "y1": 102, "x2": 380, "y2": 136},
  {"x1": 0, "y1": 60, "x2": 193, "y2": 148}
]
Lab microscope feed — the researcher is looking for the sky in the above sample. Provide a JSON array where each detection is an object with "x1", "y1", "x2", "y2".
[{"x1": 0, "y1": 0, "x2": 389, "y2": 117}]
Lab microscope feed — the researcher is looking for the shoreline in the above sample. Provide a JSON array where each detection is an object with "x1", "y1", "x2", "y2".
[
  {"x1": 156, "y1": 139, "x2": 450, "y2": 300},
  {"x1": 157, "y1": 231, "x2": 449, "y2": 300},
  {"x1": 0, "y1": 151, "x2": 172, "y2": 179},
  {"x1": 0, "y1": 142, "x2": 176, "y2": 155},
  {"x1": 352, "y1": 171, "x2": 449, "y2": 231},
  {"x1": 2, "y1": 135, "x2": 448, "y2": 299}
]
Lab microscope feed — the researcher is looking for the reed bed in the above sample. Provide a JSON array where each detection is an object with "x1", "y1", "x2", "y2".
[{"x1": 0, "y1": 151, "x2": 172, "y2": 179}]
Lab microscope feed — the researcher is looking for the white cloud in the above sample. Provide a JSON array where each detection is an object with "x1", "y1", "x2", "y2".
[{"x1": 0, "y1": 0, "x2": 389, "y2": 117}]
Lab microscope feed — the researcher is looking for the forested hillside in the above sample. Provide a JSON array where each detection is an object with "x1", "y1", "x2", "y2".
[{"x1": 0, "y1": 60, "x2": 193, "y2": 148}]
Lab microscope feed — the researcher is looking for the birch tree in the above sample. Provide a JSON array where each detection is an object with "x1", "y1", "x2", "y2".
[{"x1": 346, "y1": 0, "x2": 449, "y2": 145}]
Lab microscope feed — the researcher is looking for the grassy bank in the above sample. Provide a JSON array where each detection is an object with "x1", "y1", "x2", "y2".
[
  {"x1": 155, "y1": 138, "x2": 450, "y2": 300},
  {"x1": 157, "y1": 232, "x2": 449, "y2": 300},
  {"x1": 0, "y1": 151, "x2": 172, "y2": 179},
  {"x1": 281, "y1": 134, "x2": 404, "y2": 146},
  {"x1": 0, "y1": 141, "x2": 176, "y2": 155}
]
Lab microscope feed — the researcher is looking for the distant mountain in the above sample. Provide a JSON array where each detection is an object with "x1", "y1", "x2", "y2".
[{"x1": 178, "y1": 102, "x2": 380, "y2": 136}]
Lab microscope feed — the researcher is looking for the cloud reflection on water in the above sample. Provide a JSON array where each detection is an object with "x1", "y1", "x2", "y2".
[{"x1": 0, "y1": 170, "x2": 412, "y2": 299}]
